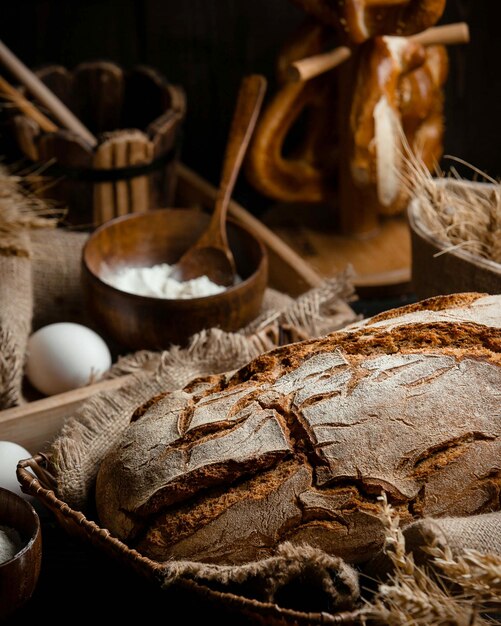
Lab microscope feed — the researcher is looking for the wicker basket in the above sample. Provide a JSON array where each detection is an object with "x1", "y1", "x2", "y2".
[{"x1": 17, "y1": 455, "x2": 362, "y2": 625}]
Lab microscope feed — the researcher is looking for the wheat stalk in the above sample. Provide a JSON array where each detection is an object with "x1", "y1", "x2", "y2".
[
  {"x1": 362, "y1": 494, "x2": 493, "y2": 625},
  {"x1": 425, "y1": 541, "x2": 501, "y2": 610},
  {"x1": 399, "y1": 141, "x2": 501, "y2": 265},
  {"x1": 0, "y1": 166, "x2": 61, "y2": 224}
]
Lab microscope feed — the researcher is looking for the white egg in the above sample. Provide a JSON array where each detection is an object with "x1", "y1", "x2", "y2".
[
  {"x1": 25, "y1": 323, "x2": 112, "y2": 396},
  {"x1": 0, "y1": 441, "x2": 32, "y2": 499}
]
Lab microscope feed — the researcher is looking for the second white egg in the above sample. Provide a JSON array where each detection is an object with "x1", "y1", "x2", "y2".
[
  {"x1": 0, "y1": 441, "x2": 32, "y2": 499},
  {"x1": 25, "y1": 323, "x2": 112, "y2": 396}
]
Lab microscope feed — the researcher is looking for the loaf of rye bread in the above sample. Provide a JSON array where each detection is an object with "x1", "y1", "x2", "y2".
[{"x1": 96, "y1": 293, "x2": 501, "y2": 565}]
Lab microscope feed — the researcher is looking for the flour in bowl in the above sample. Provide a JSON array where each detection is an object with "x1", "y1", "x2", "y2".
[
  {"x1": 101, "y1": 263, "x2": 227, "y2": 299},
  {"x1": 0, "y1": 525, "x2": 21, "y2": 564}
]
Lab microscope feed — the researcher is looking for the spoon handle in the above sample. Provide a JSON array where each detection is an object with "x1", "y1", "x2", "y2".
[{"x1": 203, "y1": 74, "x2": 267, "y2": 247}]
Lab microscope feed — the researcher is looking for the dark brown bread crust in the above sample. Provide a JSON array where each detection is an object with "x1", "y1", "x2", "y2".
[
  {"x1": 96, "y1": 294, "x2": 501, "y2": 565},
  {"x1": 366, "y1": 292, "x2": 486, "y2": 324}
]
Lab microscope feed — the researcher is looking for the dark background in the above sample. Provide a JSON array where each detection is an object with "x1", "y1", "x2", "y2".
[{"x1": 0, "y1": 0, "x2": 500, "y2": 204}]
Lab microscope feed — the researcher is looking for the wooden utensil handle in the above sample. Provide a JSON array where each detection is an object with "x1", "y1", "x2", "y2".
[
  {"x1": 0, "y1": 39, "x2": 97, "y2": 146},
  {"x1": 175, "y1": 163, "x2": 324, "y2": 290},
  {"x1": 210, "y1": 74, "x2": 267, "y2": 240}
]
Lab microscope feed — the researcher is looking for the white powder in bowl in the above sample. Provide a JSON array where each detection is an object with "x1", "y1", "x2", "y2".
[
  {"x1": 100, "y1": 263, "x2": 228, "y2": 299},
  {"x1": 0, "y1": 524, "x2": 21, "y2": 564}
]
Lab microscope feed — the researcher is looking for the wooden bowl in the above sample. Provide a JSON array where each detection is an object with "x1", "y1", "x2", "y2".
[
  {"x1": 0, "y1": 487, "x2": 42, "y2": 620},
  {"x1": 82, "y1": 208, "x2": 268, "y2": 350}
]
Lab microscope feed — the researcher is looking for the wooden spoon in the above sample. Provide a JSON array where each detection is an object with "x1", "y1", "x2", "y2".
[{"x1": 172, "y1": 74, "x2": 267, "y2": 286}]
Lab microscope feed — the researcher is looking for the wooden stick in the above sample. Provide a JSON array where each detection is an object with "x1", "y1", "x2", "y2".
[
  {"x1": 228, "y1": 201, "x2": 324, "y2": 289},
  {"x1": 289, "y1": 22, "x2": 470, "y2": 82},
  {"x1": 0, "y1": 75, "x2": 57, "y2": 132},
  {"x1": 93, "y1": 138, "x2": 115, "y2": 225},
  {"x1": 410, "y1": 22, "x2": 470, "y2": 46},
  {"x1": 128, "y1": 133, "x2": 153, "y2": 213},
  {"x1": 0, "y1": 39, "x2": 97, "y2": 146},
  {"x1": 113, "y1": 135, "x2": 130, "y2": 217},
  {"x1": 288, "y1": 47, "x2": 351, "y2": 83}
]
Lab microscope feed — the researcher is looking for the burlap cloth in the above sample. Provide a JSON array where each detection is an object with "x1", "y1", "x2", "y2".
[
  {"x1": 0, "y1": 171, "x2": 52, "y2": 408},
  {"x1": 2, "y1": 173, "x2": 501, "y2": 619},
  {"x1": 31, "y1": 228, "x2": 90, "y2": 330},
  {"x1": 365, "y1": 512, "x2": 501, "y2": 586}
]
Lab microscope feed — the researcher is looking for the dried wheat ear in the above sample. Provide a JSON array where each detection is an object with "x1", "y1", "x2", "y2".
[{"x1": 403, "y1": 148, "x2": 501, "y2": 264}]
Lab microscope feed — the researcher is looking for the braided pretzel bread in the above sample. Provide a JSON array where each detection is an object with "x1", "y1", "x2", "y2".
[
  {"x1": 400, "y1": 44, "x2": 448, "y2": 169},
  {"x1": 246, "y1": 27, "x2": 447, "y2": 219},
  {"x1": 291, "y1": 0, "x2": 446, "y2": 43},
  {"x1": 349, "y1": 37, "x2": 448, "y2": 214},
  {"x1": 245, "y1": 21, "x2": 338, "y2": 203}
]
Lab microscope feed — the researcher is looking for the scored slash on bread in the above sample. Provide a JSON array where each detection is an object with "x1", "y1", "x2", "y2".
[{"x1": 96, "y1": 293, "x2": 501, "y2": 565}]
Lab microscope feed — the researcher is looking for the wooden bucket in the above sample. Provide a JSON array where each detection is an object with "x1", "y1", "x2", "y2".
[
  {"x1": 8, "y1": 61, "x2": 186, "y2": 226},
  {"x1": 408, "y1": 179, "x2": 501, "y2": 299}
]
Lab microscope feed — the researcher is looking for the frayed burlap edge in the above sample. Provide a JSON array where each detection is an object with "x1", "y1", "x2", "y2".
[
  {"x1": 159, "y1": 542, "x2": 360, "y2": 610},
  {"x1": 50, "y1": 271, "x2": 357, "y2": 512},
  {"x1": 246, "y1": 269, "x2": 357, "y2": 341},
  {"x1": 108, "y1": 270, "x2": 357, "y2": 380},
  {"x1": 0, "y1": 168, "x2": 56, "y2": 247}
]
